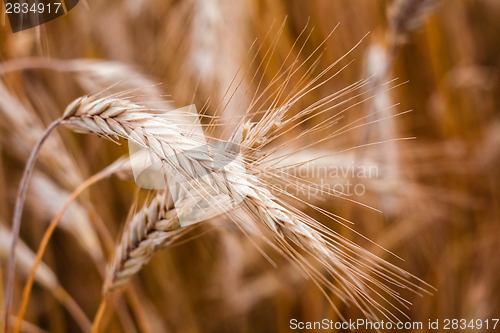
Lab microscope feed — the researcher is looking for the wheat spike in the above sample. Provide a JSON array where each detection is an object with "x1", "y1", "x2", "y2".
[
  {"x1": 388, "y1": 0, "x2": 439, "y2": 45},
  {"x1": 105, "y1": 193, "x2": 182, "y2": 290}
]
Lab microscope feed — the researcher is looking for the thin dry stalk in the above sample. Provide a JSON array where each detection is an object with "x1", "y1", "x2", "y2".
[{"x1": 4, "y1": 119, "x2": 61, "y2": 332}]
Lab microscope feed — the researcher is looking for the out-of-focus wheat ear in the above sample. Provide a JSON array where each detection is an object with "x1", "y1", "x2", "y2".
[
  {"x1": 0, "y1": 224, "x2": 92, "y2": 332},
  {"x1": 0, "y1": 82, "x2": 82, "y2": 189},
  {"x1": 27, "y1": 173, "x2": 103, "y2": 263},
  {"x1": 388, "y1": 0, "x2": 440, "y2": 47},
  {"x1": 0, "y1": 58, "x2": 173, "y2": 111},
  {"x1": 186, "y1": 0, "x2": 252, "y2": 129},
  {"x1": 104, "y1": 192, "x2": 183, "y2": 292},
  {"x1": 0, "y1": 224, "x2": 59, "y2": 291},
  {"x1": 68, "y1": 59, "x2": 174, "y2": 110},
  {"x1": 362, "y1": 41, "x2": 402, "y2": 216},
  {"x1": 0, "y1": 83, "x2": 104, "y2": 261}
]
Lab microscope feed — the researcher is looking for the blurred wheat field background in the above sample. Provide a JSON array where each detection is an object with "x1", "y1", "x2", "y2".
[{"x1": 0, "y1": 0, "x2": 499, "y2": 332}]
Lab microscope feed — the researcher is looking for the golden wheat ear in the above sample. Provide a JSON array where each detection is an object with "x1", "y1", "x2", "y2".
[{"x1": 53, "y1": 89, "x2": 430, "y2": 321}]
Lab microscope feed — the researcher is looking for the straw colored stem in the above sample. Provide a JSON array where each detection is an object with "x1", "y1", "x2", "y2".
[
  {"x1": 4, "y1": 119, "x2": 62, "y2": 333},
  {"x1": 13, "y1": 169, "x2": 112, "y2": 333}
]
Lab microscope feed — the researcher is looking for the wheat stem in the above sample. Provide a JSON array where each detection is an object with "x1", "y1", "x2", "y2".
[
  {"x1": 91, "y1": 294, "x2": 110, "y2": 333},
  {"x1": 4, "y1": 119, "x2": 61, "y2": 333},
  {"x1": 13, "y1": 168, "x2": 112, "y2": 333}
]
